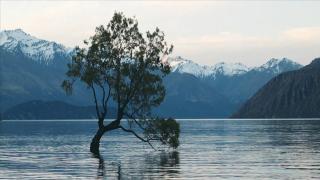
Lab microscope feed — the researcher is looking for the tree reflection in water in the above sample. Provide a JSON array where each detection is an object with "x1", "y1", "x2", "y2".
[
  {"x1": 93, "y1": 151, "x2": 180, "y2": 179},
  {"x1": 92, "y1": 153, "x2": 106, "y2": 178}
]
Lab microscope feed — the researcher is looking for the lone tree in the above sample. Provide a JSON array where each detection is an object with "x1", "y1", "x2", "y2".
[{"x1": 62, "y1": 12, "x2": 180, "y2": 155}]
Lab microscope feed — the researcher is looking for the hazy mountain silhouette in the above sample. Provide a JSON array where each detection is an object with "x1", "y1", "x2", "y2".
[{"x1": 2, "y1": 100, "x2": 116, "y2": 120}]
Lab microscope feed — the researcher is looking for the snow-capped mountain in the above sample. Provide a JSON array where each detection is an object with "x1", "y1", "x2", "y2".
[
  {"x1": 167, "y1": 56, "x2": 250, "y2": 78},
  {"x1": 167, "y1": 56, "x2": 302, "y2": 78},
  {"x1": 254, "y1": 58, "x2": 303, "y2": 74},
  {"x1": 0, "y1": 28, "x2": 307, "y2": 118},
  {"x1": 0, "y1": 29, "x2": 72, "y2": 65},
  {"x1": 211, "y1": 62, "x2": 250, "y2": 76},
  {"x1": 167, "y1": 56, "x2": 214, "y2": 77}
]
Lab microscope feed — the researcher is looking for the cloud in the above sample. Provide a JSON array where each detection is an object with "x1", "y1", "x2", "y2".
[
  {"x1": 282, "y1": 27, "x2": 320, "y2": 42},
  {"x1": 1, "y1": 1, "x2": 319, "y2": 66},
  {"x1": 174, "y1": 32, "x2": 271, "y2": 48},
  {"x1": 171, "y1": 27, "x2": 320, "y2": 66},
  {"x1": 174, "y1": 27, "x2": 320, "y2": 48}
]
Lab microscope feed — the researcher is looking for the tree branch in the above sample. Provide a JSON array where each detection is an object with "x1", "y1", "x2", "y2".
[
  {"x1": 91, "y1": 84, "x2": 101, "y2": 119},
  {"x1": 103, "y1": 119, "x2": 121, "y2": 132},
  {"x1": 116, "y1": 57, "x2": 121, "y2": 120},
  {"x1": 124, "y1": 113, "x2": 146, "y2": 131},
  {"x1": 119, "y1": 64, "x2": 145, "y2": 115},
  {"x1": 97, "y1": 82, "x2": 106, "y2": 115},
  {"x1": 104, "y1": 79, "x2": 111, "y2": 111},
  {"x1": 118, "y1": 125, "x2": 157, "y2": 151}
]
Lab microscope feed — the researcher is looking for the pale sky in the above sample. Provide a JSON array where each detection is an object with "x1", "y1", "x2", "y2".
[{"x1": 1, "y1": 0, "x2": 320, "y2": 66}]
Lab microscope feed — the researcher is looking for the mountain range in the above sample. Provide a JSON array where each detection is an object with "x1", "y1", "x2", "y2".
[
  {"x1": 0, "y1": 29, "x2": 304, "y2": 119},
  {"x1": 166, "y1": 56, "x2": 302, "y2": 104}
]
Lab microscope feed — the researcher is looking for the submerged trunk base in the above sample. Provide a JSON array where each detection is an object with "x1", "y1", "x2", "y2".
[
  {"x1": 90, "y1": 138, "x2": 100, "y2": 155},
  {"x1": 90, "y1": 128, "x2": 104, "y2": 155},
  {"x1": 90, "y1": 120, "x2": 120, "y2": 155}
]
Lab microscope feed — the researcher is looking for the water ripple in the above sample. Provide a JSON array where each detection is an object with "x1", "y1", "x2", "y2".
[{"x1": 1, "y1": 120, "x2": 320, "y2": 179}]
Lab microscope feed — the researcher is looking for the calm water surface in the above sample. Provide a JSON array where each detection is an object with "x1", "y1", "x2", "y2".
[{"x1": 1, "y1": 120, "x2": 320, "y2": 179}]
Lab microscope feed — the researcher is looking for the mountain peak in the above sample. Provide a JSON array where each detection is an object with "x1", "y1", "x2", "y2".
[
  {"x1": 5, "y1": 28, "x2": 27, "y2": 34},
  {"x1": 167, "y1": 56, "x2": 250, "y2": 78},
  {"x1": 0, "y1": 28, "x2": 71, "y2": 65},
  {"x1": 167, "y1": 56, "x2": 212, "y2": 77},
  {"x1": 10, "y1": 28, "x2": 28, "y2": 34},
  {"x1": 1, "y1": 29, "x2": 34, "y2": 45},
  {"x1": 13, "y1": 28, "x2": 25, "y2": 32},
  {"x1": 213, "y1": 62, "x2": 250, "y2": 76},
  {"x1": 265, "y1": 57, "x2": 295, "y2": 66},
  {"x1": 305, "y1": 57, "x2": 320, "y2": 69},
  {"x1": 167, "y1": 56, "x2": 302, "y2": 78},
  {"x1": 255, "y1": 57, "x2": 302, "y2": 74}
]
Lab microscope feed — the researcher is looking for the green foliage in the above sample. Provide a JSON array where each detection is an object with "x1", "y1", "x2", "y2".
[
  {"x1": 145, "y1": 118, "x2": 180, "y2": 149},
  {"x1": 62, "y1": 12, "x2": 172, "y2": 118},
  {"x1": 62, "y1": 12, "x2": 179, "y2": 149},
  {"x1": 61, "y1": 80, "x2": 73, "y2": 95}
]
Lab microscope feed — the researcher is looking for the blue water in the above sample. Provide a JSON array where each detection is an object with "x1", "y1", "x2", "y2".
[{"x1": 1, "y1": 120, "x2": 320, "y2": 179}]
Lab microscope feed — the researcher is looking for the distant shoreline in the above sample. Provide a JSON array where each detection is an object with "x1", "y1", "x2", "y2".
[{"x1": 1, "y1": 118, "x2": 320, "y2": 122}]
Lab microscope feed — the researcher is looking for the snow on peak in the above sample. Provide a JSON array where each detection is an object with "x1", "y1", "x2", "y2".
[
  {"x1": 212, "y1": 62, "x2": 250, "y2": 76},
  {"x1": 167, "y1": 56, "x2": 250, "y2": 78},
  {"x1": 255, "y1": 58, "x2": 302, "y2": 73},
  {"x1": 0, "y1": 29, "x2": 31, "y2": 43},
  {"x1": 0, "y1": 29, "x2": 71, "y2": 65},
  {"x1": 167, "y1": 56, "x2": 212, "y2": 77}
]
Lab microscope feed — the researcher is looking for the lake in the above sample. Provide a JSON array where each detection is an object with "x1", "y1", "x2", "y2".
[{"x1": 1, "y1": 120, "x2": 320, "y2": 179}]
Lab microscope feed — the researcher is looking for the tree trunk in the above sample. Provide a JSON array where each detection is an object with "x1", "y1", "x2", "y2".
[
  {"x1": 90, "y1": 119, "x2": 121, "y2": 155},
  {"x1": 90, "y1": 128, "x2": 105, "y2": 155}
]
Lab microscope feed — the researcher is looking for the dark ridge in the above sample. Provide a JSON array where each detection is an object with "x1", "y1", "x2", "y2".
[{"x1": 232, "y1": 58, "x2": 320, "y2": 118}]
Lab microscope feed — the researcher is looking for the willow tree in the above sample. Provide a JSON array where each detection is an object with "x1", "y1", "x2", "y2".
[{"x1": 62, "y1": 12, "x2": 180, "y2": 155}]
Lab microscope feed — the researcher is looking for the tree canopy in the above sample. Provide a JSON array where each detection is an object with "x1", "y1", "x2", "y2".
[{"x1": 62, "y1": 12, "x2": 179, "y2": 153}]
